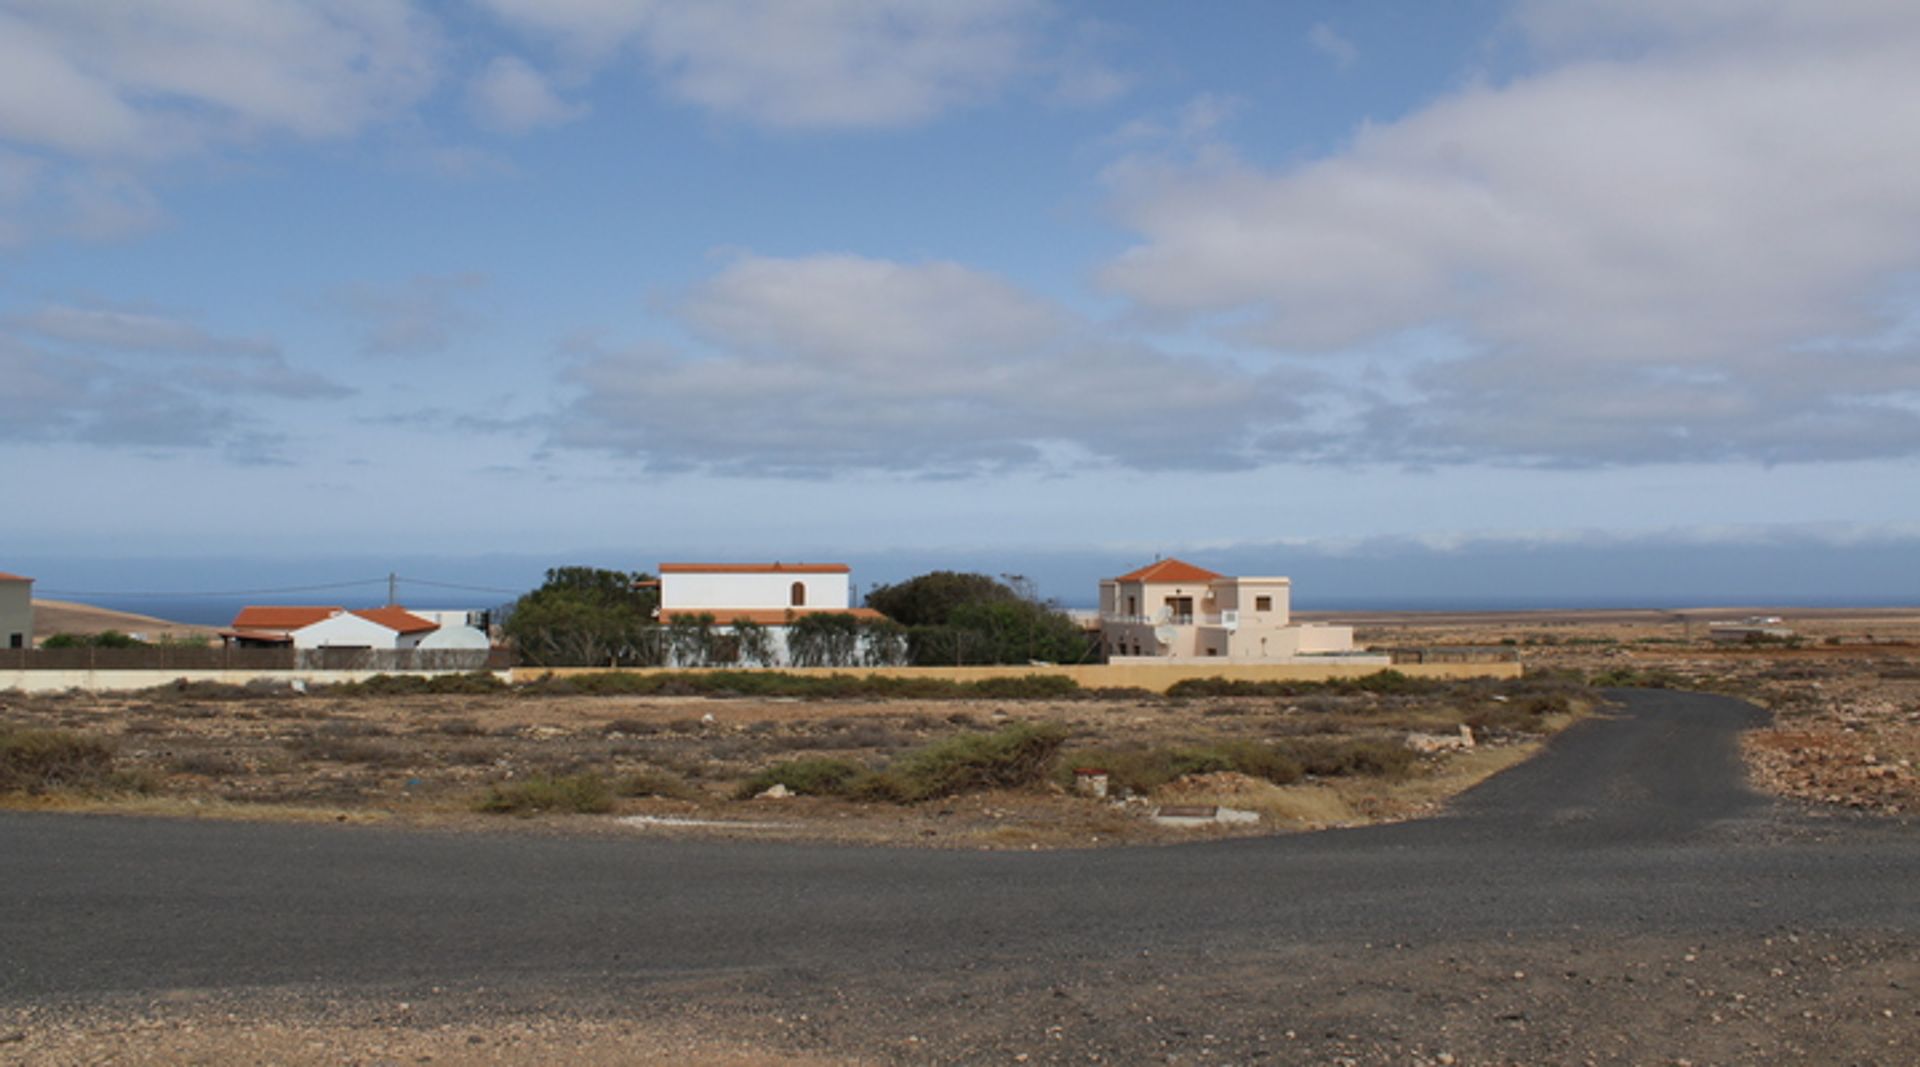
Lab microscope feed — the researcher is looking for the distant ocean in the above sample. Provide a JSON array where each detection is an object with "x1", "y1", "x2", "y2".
[
  {"x1": 69, "y1": 596, "x2": 510, "y2": 628},
  {"x1": 65, "y1": 592, "x2": 1915, "y2": 629}
]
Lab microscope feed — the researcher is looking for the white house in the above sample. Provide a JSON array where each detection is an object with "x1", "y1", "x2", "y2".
[
  {"x1": 653, "y1": 562, "x2": 887, "y2": 666},
  {"x1": 223, "y1": 605, "x2": 444, "y2": 650},
  {"x1": 1098, "y1": 558, "x2": 1385, "y2": 664},
  {"x1": 0, "y1": 572, "x2": 32, "y2": 650}
]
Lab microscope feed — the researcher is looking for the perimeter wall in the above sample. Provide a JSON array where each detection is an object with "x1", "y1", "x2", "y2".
[{"x1": 506, "y1": 660, "x2": 1522, "y2": 693}]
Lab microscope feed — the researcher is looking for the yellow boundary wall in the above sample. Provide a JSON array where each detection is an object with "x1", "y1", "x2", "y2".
[{"x1": 507, "y1": 660, "x2": 1521, "y2": 694}]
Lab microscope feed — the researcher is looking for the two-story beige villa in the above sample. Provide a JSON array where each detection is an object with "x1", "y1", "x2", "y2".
[{"x1": 1098, "y1": 558, "x2": 1379, "y2": 662}]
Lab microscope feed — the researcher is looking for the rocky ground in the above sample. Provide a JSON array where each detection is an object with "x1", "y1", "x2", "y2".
[
  {"x1": 7, "y1": 929, "x2": 1915, "y2": 1065},
  {"x1": 0, "y1": 673, "x2": 1581, "y2": 848}
]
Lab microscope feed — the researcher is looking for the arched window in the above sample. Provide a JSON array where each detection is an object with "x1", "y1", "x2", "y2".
[{"x1": 790, "y1": 581, "x2": 806, "y2": 607}]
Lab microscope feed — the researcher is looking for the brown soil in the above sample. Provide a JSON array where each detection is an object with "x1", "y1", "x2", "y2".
[
  {"x1": 30, "y1": 599, "x2": 214, "y2": 642},
  {"x1": 0, "y1": 677, "x2": 1583, "y2": 848},
  {"x1": 1343, "y1": 606, "x2": 1920, "y2": 816}
]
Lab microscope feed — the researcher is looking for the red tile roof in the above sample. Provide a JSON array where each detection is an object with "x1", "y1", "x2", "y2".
[
  {"x1": 658, "y1": 563, "x2": 851, "y2": 574},
  {"x1": 231, "y1": 606, "x2": 340, "y2": 631},
  {"x1": 351, "y1": 607, "x2": 439, "y2": 634},
  {"x1": 657, "y1": 608, "x2": 885, "y2": 626},
  {"x1": 1113, "y1": 558, "x2": 1222, "y2": 584},
  {"x1": 0, "y1": 572, "x2": 31, "y2": 582},
  {"x1": 229, "y1": 605, "x2": 440, "y2": 635}
]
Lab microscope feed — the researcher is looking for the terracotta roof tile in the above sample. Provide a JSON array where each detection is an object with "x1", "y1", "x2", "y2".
[
  {"x1": 351, "y1": 607, "x2": 439, "y2": 634},
  {"x1": 0, "y1": 572, "x2": 31, "y2": 581},
  {"x1": 658, "y1": 563, "x2": 851, "y2": 574},
  {"x1": 1113, "y1": 558, "x2": 1223, "y2": 584},
  {"x1": 231, "y1": 606, "x2": 340, "y2": 631}
]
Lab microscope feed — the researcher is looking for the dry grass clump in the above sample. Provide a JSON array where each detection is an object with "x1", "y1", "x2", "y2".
[
  {"x1": 1, "y1": 726, "x2": 119, "y2": 794},
  {"x1": 475, "y1": 772, "x2": 615, "y2": 815}
]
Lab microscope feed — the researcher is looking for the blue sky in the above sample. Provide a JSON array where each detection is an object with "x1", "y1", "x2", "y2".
[{"x1": 3, "y1": 1, "x2": 1918, "y2": 607}]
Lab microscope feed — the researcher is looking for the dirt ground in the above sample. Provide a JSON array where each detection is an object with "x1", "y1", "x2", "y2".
[
  {"x1": 0, "y1": 673, "x2": 1581, "y2": 848},
  {"x1": 1334, "y1": 607, "x2": 1920, "y2": 817}
]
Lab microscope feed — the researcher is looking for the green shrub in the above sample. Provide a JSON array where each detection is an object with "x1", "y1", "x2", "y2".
[
  {"x1": 331, "y1": 673, "x2": 507, "y2": 696},
  {"x1": 475, "y1": 772, "x2": 615, "y2": 815},
  {"x1": 735, "y1": 757, "x2": 868, "y2": 798},
  {"x1": 881, "y1": 721, "x2": 1070, "y2": 801},
  {"x1": 520, "y1": 670, "x2": 1082, "y2": 701},
  {"x1": 618, "y1": 767, "x2": 698, "y2": 799},
  {"x1": 1165, "y1": 670, "x2": 1439, "y2": 698},
  {"x1": 0, "y1": 727, "x2": 118, "y2": 793},
  {"x1": 1278, "y1": 736, "x2": 1416, "y2": 779},
  {"x1": 1588, "y1": 667, "x2": 1686, "y2": 689},
  {"x1": 1064, "y1": 740, "x2": 1304, "y2": 794}
]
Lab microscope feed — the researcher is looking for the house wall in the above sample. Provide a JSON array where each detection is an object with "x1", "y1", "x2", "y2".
[
  {"x1": 0, "y1": 579, "x2": 30, "y2": 650},
  {"x1": 289, "y1": 612, "x2": 405, "y2": 650},
  {"x1": 661, "y1": 572, "x2": 851, "y2": 612}
]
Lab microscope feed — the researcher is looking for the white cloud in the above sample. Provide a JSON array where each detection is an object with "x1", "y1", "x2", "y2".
[
  {"x1": 469, "y1": 55, "x2": 586, "y2": 134},
  {"x1": 1307, "y1": 23, "x2": 1357, "y2": 69},
  {"x1": 479, "y1": 0, "x2": 1045, "y2": 129},
  {"x1": 0, "y1": 300, "x2": 348, "y2": 448},
  {"x1": 0, "y1": 0, "x2": 441, "y2": 160},
  {"x1": 1102, "y1": 0, "x2": 1920, "y2": 467},
  {"x1": 556, "y1": 254, "x2": 1302, "y2": 475},
  {"x1": 330, "y1": 274, "x2": 490, "y2": 356}
]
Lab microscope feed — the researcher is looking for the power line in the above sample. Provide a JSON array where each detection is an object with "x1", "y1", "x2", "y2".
[
  {"x1": 38, "y1": 574, "x2": 525, "y2": 600},
  {"x1": 394, "y1": 576, "x2": 524, "y2": 596},
  {"x1": 37, "y1": 578, "x2": 390, "y2": 599}
]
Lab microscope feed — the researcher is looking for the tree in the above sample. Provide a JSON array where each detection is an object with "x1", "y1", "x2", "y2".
[
  {"x1": 730, "y1": 619, "x2": 775, "y2": 667},
  {"x1": 504, "y1": 567, "x2": 662, "y2": 667},
  {"x1": 788, "y1": 612, "x2": 860, "y2": 667},
  {"x1": 859, "y1": 618, "x2": 910, "y2": 666},
  {"x1": 865, "y1": 571, "x2": 1021, "y2": 627},
  {"x1": 667, "y1": 612, "x2": 718, "y2": 667},
  {"x1": 870, "y1": 571, "x2": 1097, "y2": 666}
]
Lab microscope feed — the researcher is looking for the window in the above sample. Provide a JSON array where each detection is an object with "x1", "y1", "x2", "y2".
[
  {"x1": 1255, "y1": 595, "x2": 1272, "y2": 612},
  {"x1": 7, "y1": 633, "x2": 20, "y2": 649},
  {"x1": 1126, "y1": 595, "x2": 1137, "y2": 616},
  {"x1": 790, "y1": 581, "x2": 806, "y2": 607}
]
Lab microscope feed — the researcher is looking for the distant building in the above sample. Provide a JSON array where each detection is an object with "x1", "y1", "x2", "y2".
[
  {"x1": 1098, "y1": 558, "x2": 1383, "y2": 663},
  {"x1": 0, "y1": 572, "x2": 32, "y2": 650},
  {"x1": 654, "y1": 562, "x2": 886, "y2": 666},
  {"x1": 1708, "y1": 616, "x2": 1796, "y2": 644},
  {"x1": 221, "y1": 605, "x2": 483, "y2": 651}
]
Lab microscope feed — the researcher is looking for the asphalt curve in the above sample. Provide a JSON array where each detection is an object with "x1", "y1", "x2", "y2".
[{"x1": 3, "y1": 689, "x2": 1917, "y2": 1004}]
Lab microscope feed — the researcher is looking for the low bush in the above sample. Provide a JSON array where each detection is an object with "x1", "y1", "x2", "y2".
[
  {"x1": 519, "y1": 670, "x2": 1083, "y2": 701},
  {"x1": 1588, "y1": 667, "x2": 1686, "y2": 689},
  {"x1": 618, "y1": 768, "x2": 698, "y2": 799},
  {"x1": 475, "y1": 772, "x2": 615, "y2": 815},
  {"x1": 880, "y1": 721, "x2": 1070, "y2": 801},
  {"x1": 1065, "y1": 740, "x2": 1305, "y2": 795},
  {"x1": 329, "y1": 673, "x2": 508, "y2": 696},
  {"x1": 0, "y1": 727, "x2": 118, "y2": 794},
  {"x1": 1278, "y1": 736, "x2": 1416, "y2": 779},
  {"x1": 736, "y1": 757, "x2": 869, "y2": 798},
  {"x1": 1165, "y1": 670, "x2": 1440, "y2": 699}
]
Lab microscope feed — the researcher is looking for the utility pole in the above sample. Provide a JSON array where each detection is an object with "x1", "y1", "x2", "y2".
[{"x1": 388, "y1": 572, "x2": 398, "y2": 607}]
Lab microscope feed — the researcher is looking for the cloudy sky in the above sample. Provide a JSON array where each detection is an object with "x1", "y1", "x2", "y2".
[{"x1": 3, "y1": 0, "x2": 1918, "y2": 605}]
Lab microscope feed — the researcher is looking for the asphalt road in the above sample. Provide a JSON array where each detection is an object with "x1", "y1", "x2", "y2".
[{"x1": 4, "y1": 689, "x2": 1918, "y2": 1062}]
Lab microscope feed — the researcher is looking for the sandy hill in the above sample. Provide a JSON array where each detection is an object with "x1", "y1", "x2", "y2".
[{"x1": 32, "y1": 599, "x2": 214, "y2": 641}]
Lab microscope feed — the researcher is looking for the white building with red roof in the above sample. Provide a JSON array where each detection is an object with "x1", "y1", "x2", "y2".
[
  {"x1": 1098, "y1": 558, "x2": 1375, "y2": 662},
  {"x1": 224, "y1": 605, "x2": 446, "y2": 650},
  {"x1": 0, "y1": 572, "x2": 32, "y2": 651},
  {"x1": 654, "y1": 563, "x2": 888, "y2": 666}
]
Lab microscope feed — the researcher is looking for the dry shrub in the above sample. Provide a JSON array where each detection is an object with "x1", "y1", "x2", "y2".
[{"x1": 0, "y1": 727, "x2": 118, "y2": 793}]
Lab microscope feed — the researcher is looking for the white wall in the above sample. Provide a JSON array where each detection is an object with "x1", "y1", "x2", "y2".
[
  {"x1": 290, "y1": 612, "x2": 405, "y2": 649},
  {"x1": 661, "y1": 571, "x2": 851, "y2": 611},
  {"x1": 417, "y1": 625, "x2": 490, "y2": 650},
  {"x1": 0, "y1": 580, "x2": 30, "y2": 650}
]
